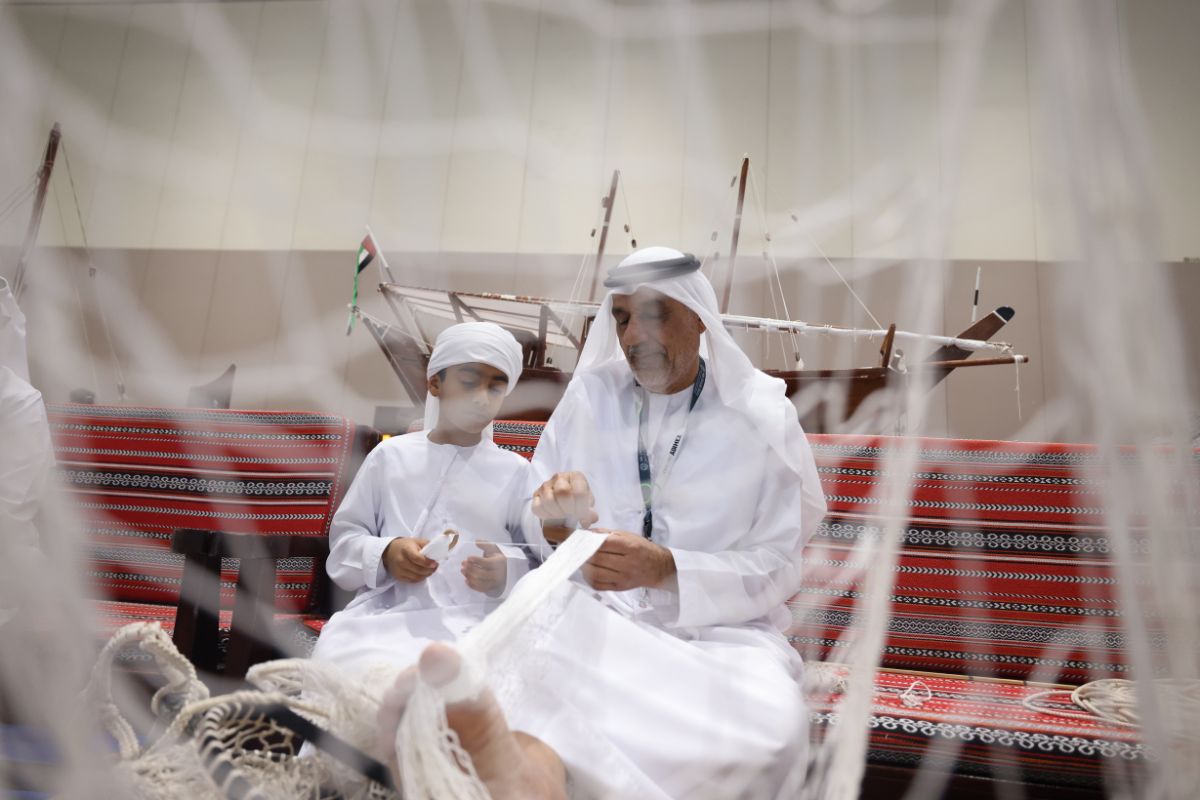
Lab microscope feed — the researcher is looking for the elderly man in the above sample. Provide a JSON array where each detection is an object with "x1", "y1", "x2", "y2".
[{"x1": 520, "y1": 247, "x2": 830, "y2": 796}]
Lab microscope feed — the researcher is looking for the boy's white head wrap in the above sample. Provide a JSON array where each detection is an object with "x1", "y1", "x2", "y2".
[{"x1": 423, "y1": 321, "x2": 524, "y2": 434}]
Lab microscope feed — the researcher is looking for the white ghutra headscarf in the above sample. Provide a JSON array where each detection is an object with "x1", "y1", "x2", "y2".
[
  {"x1": 575, "y1": 246, "x2": 822, "y2": 490},
  {"x1": 422, "y1": 321, "x2": 525, "y2": 436}
]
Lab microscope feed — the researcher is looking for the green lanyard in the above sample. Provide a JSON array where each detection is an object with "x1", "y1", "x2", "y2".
[{"x1": 634, "y1": 359, "x2": 706, "y2": 539}]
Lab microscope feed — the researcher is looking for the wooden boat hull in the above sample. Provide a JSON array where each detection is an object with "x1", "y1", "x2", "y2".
[
  {"x1": 499, "y1": 365, "x2": 900, "y2": 434},
  {"x1": 363, "y1": 290, "x2": 1021, "y2": 435}
]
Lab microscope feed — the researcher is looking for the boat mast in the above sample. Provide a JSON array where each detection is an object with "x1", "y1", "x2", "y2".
[
  {"x1": 720, "y1": 156, "x2": 749, "y2": 313},
  {"x1": 12, "y1": 123, "x2": 60, "y2": 300},
  {"x1": 587, "y1": 169, "x2": 621, "y2": 302},
  {"x1": 579, "y1": 169, "x2": 622, "y2": 349}
]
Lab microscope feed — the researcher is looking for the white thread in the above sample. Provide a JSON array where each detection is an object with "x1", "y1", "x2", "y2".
[
  {"x1": 1023, "y1": 678, "x2": 1200, "y2": 735},
  {"x1": 1014, "y1": 356, "x2": 1023, "y2": 420},
  {"x1": 806, "y1": 662, "x2": 849, "y2": 695},
  {"x1": 745, "y1": 158, "x2": 804, "y2": 362},
  {"x1": 82, "y1": 621, "x2": 210, "y2": 760},
  {"x1": 419, "y1": 530, "x2": 460, "y2": 564},
  {"x1": 898, "y1": 680, "x2": 932, "y2": 709}
]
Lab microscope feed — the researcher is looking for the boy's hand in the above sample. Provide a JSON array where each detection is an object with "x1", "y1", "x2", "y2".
[
  {"x1": 383, "y1": 537, "x2": 438, "y2": 583},
  {"x1": 462, "y1": 542, "x2": 507, "y2": 597}
]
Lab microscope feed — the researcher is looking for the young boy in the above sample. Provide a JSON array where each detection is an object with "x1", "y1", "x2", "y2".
[{"x1": 311, "y1": 321, "x2": 536, "y2": 674}]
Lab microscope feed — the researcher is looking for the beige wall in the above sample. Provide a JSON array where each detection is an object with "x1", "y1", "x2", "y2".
[
  {"x1": 4, "y1": 0, "x2": 1200, "y2": 259},
  {"x1": 1, "y1": 0, "x2": 1197, "y2": 439}
]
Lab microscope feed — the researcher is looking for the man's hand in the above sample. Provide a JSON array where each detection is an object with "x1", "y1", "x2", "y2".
[
  {"x1": 582, "y1": 530, "x2": 677, "y2": 592},
  {"x1": 382, "y1": 537, "x2": 438, "y2": 583},
  {"x1": 462, "y1": 542, "x2": 507, "y2": 597},
  {"x1": 532, "y1": 471, "x2": 599, "y2": 544}
]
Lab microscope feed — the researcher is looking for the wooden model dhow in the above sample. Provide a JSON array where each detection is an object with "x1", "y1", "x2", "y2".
[
  {"x1": 352, "y1": 161, "x2": 1028, "y2": 434},
  {"x1": 357, "y1": 284, "x2": 1025, "y2": 433}
]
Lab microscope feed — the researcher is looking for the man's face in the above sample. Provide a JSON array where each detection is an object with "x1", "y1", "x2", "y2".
[
  {"x1": 428, "y1": 362, "x2": 509, "y2": 433},
  {"x1": 611, "y1": 289, "x2": 705, "y2": 394}
]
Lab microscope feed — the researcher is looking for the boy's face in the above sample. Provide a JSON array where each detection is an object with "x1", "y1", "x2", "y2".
[{"x1": 428, "y1": 362, "x2": 509, "y2": 433}]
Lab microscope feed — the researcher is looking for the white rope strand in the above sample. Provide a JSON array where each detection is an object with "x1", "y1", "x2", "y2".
[
  {"x1": 805, "y1": 233, "x2": 883, "y2": 331},
  {"x1": 1023, "y1": 679, "x2": 1200, "y2": 739},
  {"x1": 746, "y1": 159, "x2": 803, "y2": 364},
  {"x1": 59, "y1": 139, "x2": 130, "y2": 400},
  {"x1": 0, "y1": 177, "x2": 37, "y2": 223}
]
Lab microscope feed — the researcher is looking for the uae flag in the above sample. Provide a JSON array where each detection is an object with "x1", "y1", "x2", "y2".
[
  {"x1": 346, "y1": 233, "x2": 379, "y2": 335},
  {"x1": 356, "y1": 235, "x2": 377, "y2": 275}
]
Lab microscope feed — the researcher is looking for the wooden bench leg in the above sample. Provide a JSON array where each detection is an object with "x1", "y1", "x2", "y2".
[
  {"x1": 173, "y1": 547, "x2": 223, "y2": 675},
  {"x1": 224, "y1": 558, "x2": 279, "y2": 680}
]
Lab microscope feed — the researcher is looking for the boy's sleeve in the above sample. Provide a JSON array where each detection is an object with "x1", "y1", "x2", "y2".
[{"x1": 326, "y1": 451, "x2": 396, "y2": 592}]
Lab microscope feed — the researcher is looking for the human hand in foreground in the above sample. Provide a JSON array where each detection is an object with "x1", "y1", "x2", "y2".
[
  {"x1": 531, "y1": 471, "x2": 599, "y2": 544},
  {"x1": 582, "y1": 530, "x2": 676, "y2": 592},
  {"x1": 383, "y1": 537, "x2": 438, "y2": 583},
  {"x1": 462, "y1": 542, "x2": 507, "y2": 596}
]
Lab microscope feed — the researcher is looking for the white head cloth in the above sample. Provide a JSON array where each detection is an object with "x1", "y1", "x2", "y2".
[
  {"x1": 0, "y1": 277, "x2": 30, "y2": 383},
  {"x1": 576, "y1": 246, "x2": 813, "y2": 480},
  {"x1": 422, "y1": 321, "x2": 524, "y2": 435}
]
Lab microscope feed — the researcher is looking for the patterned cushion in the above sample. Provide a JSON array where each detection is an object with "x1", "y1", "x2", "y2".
[
  {"x1": 48, "y1": 404, "x2": 360, "y2": 614},
  {"x1": 491, "y1": 420, "x2": 544, "y2": 461},
  {"x1": 809, "y1": 666, "x2": 1144, "y2": 790},
  {"x1": 790, "y1": 435, "x2": 1129, "y2": 684}
]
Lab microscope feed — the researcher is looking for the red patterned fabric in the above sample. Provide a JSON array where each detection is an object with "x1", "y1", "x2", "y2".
[
  {"x1": 48, "y1": 404, "x2": 359, "y2": 614},
  {"x1": 491, "y1": 420, "x2": 543, "y2": 461},
  {"x1": 809, "y1": 667, "x2": 1143, "y2": 790},
  {"x1": 790, "y1": 434, "x2": 1129, "y2": 685},
  {"x1": 90, "y1": 599, "x2": 234, "y2": 636}
]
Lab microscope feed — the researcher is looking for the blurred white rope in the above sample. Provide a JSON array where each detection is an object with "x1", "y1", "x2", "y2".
[
  {"x1": 746, "y1": 157, "x2": 804, "y2": 364},
  {"x1": 1024, "y1": 679, "x2": 1200, "y2": 736},
  {"x1": 0, "y1": 176, "x2": 37, "y2": 223}
]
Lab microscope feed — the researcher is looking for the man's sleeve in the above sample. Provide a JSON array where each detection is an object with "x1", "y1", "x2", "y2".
[
  {"x1": 656, "y1": 424, "x2": 827, "y2": 630},
  {"x1": 497, "y1": 460, "x2": 538, "y2": 595},
  {"x1": 519, "y1": 386, "x2": 582, "y2": 558},
  {"x1": 325, "y1": 451, "x2": 398, "y2": 592}
]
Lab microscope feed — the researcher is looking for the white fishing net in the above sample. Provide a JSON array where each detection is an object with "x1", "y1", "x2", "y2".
[{"x1": 0, "y1": 1, "x2": 1197, "y2": 798}]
